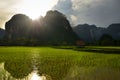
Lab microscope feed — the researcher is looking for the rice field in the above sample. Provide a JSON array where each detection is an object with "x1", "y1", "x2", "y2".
[{"x1": 0, "y1": 46, "x2": 120, "y2": 80}]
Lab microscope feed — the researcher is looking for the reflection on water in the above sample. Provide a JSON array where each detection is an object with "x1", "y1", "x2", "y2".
[
  {"x1": 0, "y1": 63, "x2": 47, "y2": 80},
  {"x1": 1, "y1": 51, "x2": 120, "y2": 80},
  {"x1": 30, "y1": 71, "x2": 42, "y2": 80},
  {"x1": 29, "y1": 71, "x2": 46, "y2": 80},
  {"x1": 1, "y1": 61, "x2": 120, "y2": 80}
]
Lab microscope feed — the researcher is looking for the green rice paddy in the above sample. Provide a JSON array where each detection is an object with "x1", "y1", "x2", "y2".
[{"x1": 0, "y1": 46, "x2": 120, "y2": 80}]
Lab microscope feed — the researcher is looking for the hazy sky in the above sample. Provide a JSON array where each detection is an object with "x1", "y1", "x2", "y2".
[
  {"x1": 53, "y1": 0, "x2": 120, "y2": 27},
  {"x1": 0, "y1": 0, "x2": 120, "y2": 28}
]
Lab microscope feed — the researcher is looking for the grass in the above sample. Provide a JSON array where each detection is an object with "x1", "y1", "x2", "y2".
[{"x1": 0, "y1": 46, "x2": 120, "y2": 80}]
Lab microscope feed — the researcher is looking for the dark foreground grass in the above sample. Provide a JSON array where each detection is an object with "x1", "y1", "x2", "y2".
[{"x1": 0, "y1": 46, "x2": 120, "y2": 80}]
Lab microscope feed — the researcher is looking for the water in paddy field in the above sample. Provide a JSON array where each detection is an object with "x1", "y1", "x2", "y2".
[
  {"x1": 0, "y1": 52, "x2": 52, "y2": 80},
  {"x1": 0, "y1": 51, "x2": 120, "y2": 80},
  {"x1": 0, "y1": 62, "x2": 48, "y2": 80}
]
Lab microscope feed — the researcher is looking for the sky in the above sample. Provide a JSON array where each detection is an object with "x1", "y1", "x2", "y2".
[{"x1": 0, "y1": 0, "x2": 120, "y2": 29}]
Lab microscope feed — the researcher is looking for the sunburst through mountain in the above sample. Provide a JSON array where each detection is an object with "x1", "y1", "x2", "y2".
[{"x1": 17, "y1": 0, "x2": 58, "y2": 20}]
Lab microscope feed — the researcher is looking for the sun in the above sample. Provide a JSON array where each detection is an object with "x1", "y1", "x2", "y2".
[{"x1": 18, "y1": 0, "x2": 58, "y2": 20}]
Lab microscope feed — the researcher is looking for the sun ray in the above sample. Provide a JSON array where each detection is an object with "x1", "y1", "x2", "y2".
[{"x1": 17, "y1": 0, "x2": 58, "y2": 20}]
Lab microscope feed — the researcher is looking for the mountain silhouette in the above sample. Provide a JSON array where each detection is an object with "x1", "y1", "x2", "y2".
[
  {"x1": 2, "y1": 10, "x2": 119, "y2": 46},
  {"x1": 5, "y1": 14, "x2": 32, "y2": 39},
  {"x1": 107, "y1": 24, "x2": 120, "y2": 40},
  {"x1": 73, "y1": 24, "x2": 120, "y2": 44},
  {"x1": 0, "y1": 28, "x2": 5, "y2": 39},
  {"x1": 4, "y1": 10, "x2": 80, "y2": 45}
]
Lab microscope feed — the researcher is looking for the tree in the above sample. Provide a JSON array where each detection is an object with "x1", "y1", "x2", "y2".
[{"x1": 99, "y1": 34, "x2": 115, "y2": 46}]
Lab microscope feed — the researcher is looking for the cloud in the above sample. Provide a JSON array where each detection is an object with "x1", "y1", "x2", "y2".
[
  {"x1": 53, "y1": 0, "x2": 120, "y2": 27},
  {"x1": 53, "y1": 0, "x2": 73, "y2": 14},
  {"x1": 0, "y1": 0, "x2": 120, "y2": 28},
  {"x1": 0, "y1": 0, "x2": 24, "y2": 28},
  {"x1": 53, "y1": 0, "x2": 75, "y2": 25},
  {"x1": 0, "y1": 0, "x2": 59, "y2": 28},
  {"x1": 70, "y1": 15, "x2": 77, "y2": 24}
]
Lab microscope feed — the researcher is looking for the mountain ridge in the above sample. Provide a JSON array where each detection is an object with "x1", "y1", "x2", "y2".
[{"x1": 73, "y1": 23, "x2": 120, "y2": 44}]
